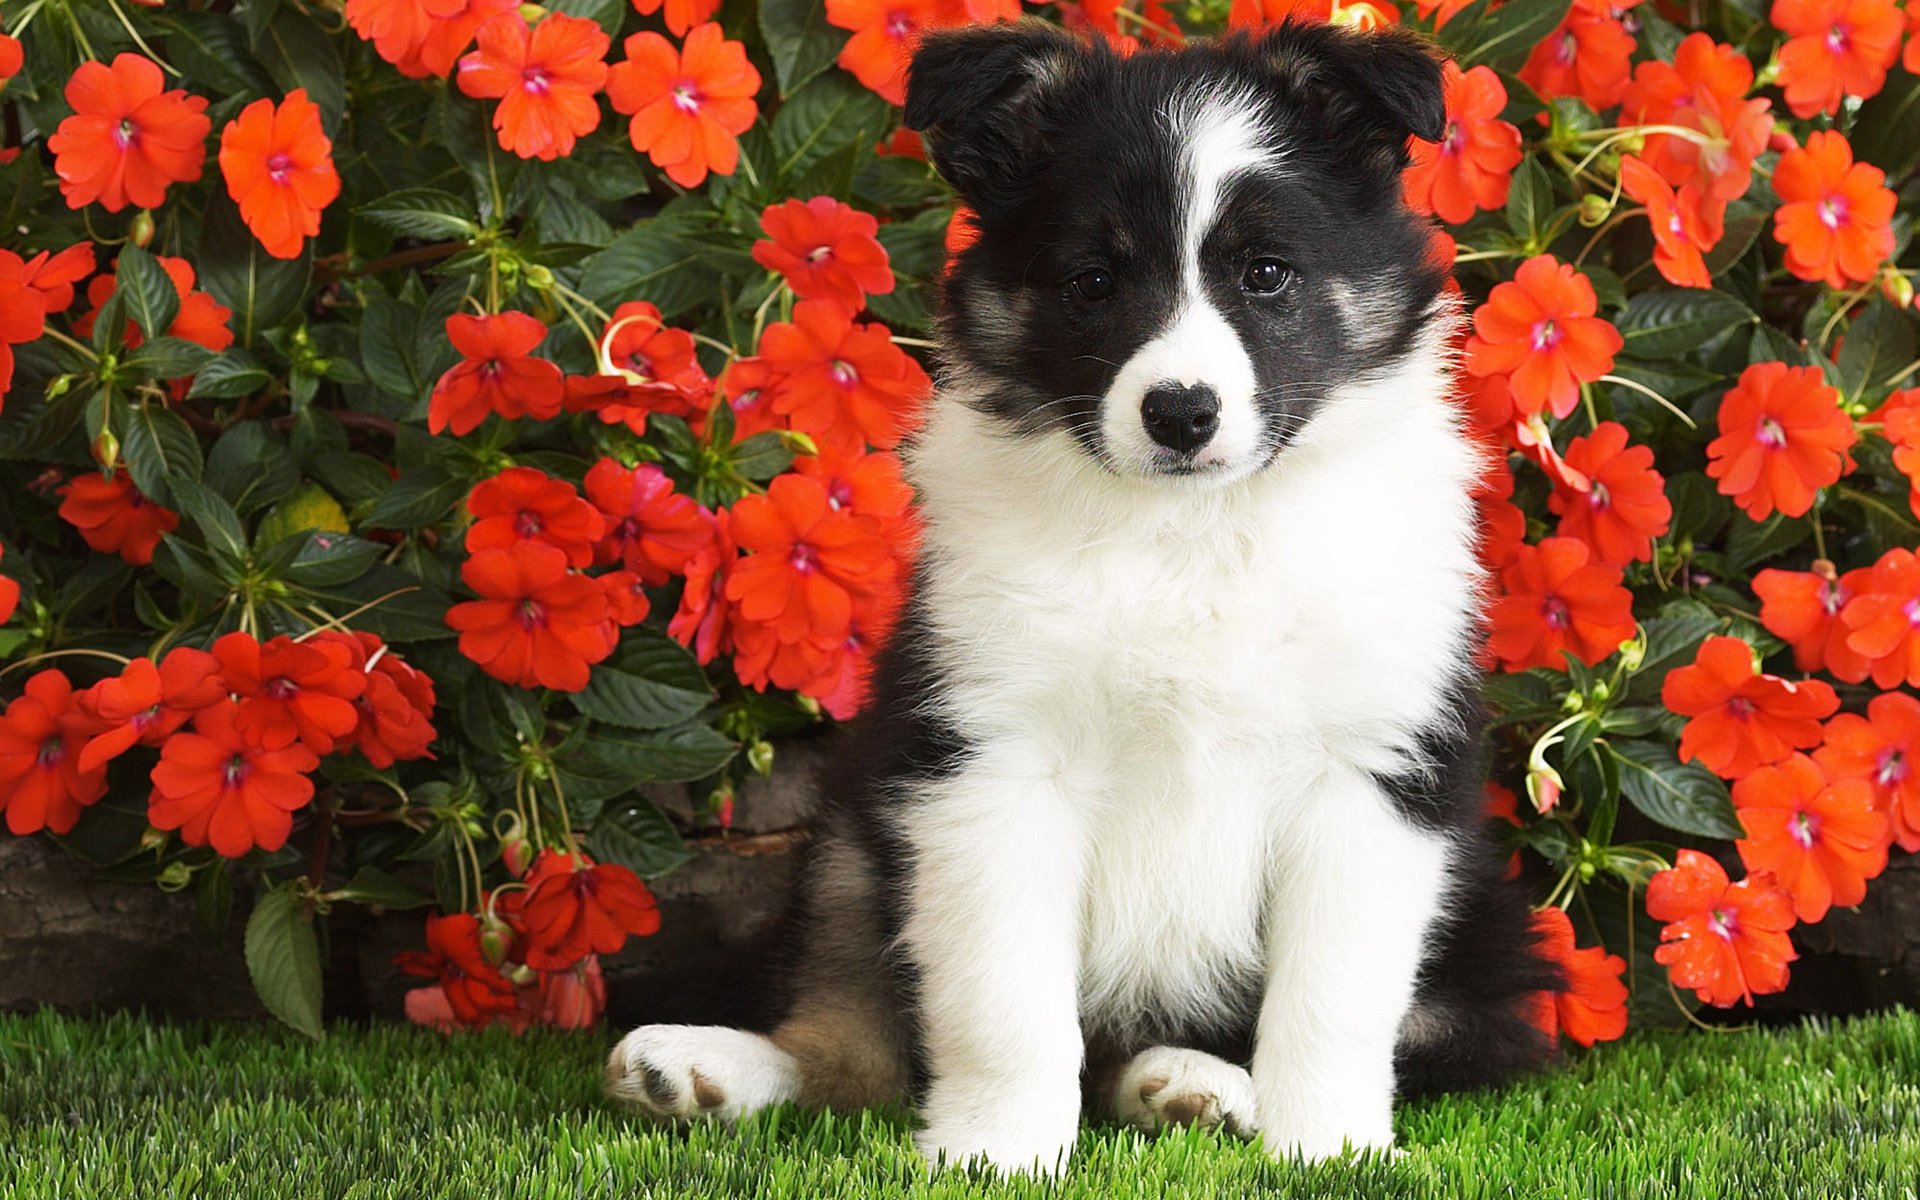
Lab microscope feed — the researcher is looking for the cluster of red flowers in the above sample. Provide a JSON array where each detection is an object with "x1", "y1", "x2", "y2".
[{"x1": 0, "y1": 630, "x2": 434, "y2": 853}]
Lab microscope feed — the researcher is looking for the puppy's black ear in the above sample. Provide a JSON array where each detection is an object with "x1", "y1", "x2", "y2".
[
  {"x1": 904, "y1": 21, "x2": 1085, "y2": 222},
  {"x1": 1258, "y1": 22, "x2": 1447, "y2": 167}
]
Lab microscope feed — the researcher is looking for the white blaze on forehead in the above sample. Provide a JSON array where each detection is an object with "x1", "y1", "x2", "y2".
[{"x1": 1170, "y1": 92, "x2": 1278, "y2": 295}]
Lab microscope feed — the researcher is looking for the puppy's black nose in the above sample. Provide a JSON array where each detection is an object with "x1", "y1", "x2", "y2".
[{"x1": 1141, "y1": 384, "x2": 1220, "y2": 455}]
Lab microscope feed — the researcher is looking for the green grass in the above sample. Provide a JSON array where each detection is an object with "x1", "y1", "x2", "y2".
[{"x1": 1, "y1": 1009, "x2": 1917, "y2": 1200}]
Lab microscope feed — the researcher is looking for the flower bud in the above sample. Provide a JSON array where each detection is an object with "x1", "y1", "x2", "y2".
[
  {"x1": 479, "y1": 920, "x2": 512, "y2": 968},
  {"x1": 91, "y1": 429, "x2": 120, "y2": 470},
  {"x1": 1880, "y1": 270, "x2": 1915, "y2": 311},
  {"x1": 140, "y1": 825, "x2": 170, "y2": 852},
  {"x1": 747, "y1": 739, "x2": 775, "y2": 777},
  {"x1": 156, "y1": 861, "x2": 193, "y2": 892},
  {"x1": 710, "y1": 780, "x2": 736, "y2": 830},
  {"x1": 128, "y1": 209, "x2": 156, "y2": 248},
  {"x1": 1617, "y1": 629, "x2": 1646, "y2": 673},
  {"x1": 505, "y1": 962, "x2": 538, "y2": 987},
  {"x1": 1526, "y1": 761, "x2": 1564, "y2": 814},
  {"x1": 1577, "y1": 193, "x2": 1613, "y2": 227},
  {"x1": 524, "y1": 264, "x2": 555, "y2": 291}
]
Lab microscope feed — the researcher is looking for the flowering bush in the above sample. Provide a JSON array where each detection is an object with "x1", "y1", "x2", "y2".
[{"x1": 0, "y1": 0, "x2": 1915, "y2": 1041}]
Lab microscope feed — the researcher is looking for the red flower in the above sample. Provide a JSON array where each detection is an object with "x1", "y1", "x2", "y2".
[
  {"x1": 47, "y1": 54, "x2": 209, "y2": 212},
  {"x1": 74, "y1": 648, "x2": 225, "y2": 773},
  {"x1": 1704, "y1": 361, "x2": 1855, "y2": 521},
  {"x1": 1909, "y1": 0, "x2": 1920, "y2": 71},
  {"x1": 394, "y1": 912, "x2": 521, "y2": 1026},
  {"x1": 9, "y1": 243, "x2": 96, "y2": 313},
  {"x1": 457, "y1": 13, "x2": 609, "y2": 161},
  {"x1": 1839, "y1": 548, "x2": 1920, "y2": 689},
  {"x1": 717, "y1": 356, "x2": 788, "y2": 442},
  {"x1": 583, "y1": 459, "x2": 713, "y2": 584},
  {"x1": 1753, "y1": 564, "x2": 1874, "y2": 682},
  {"x1": 507, "y1": 851, "x2": 662, "y2": 971},
  {"x1": 1547, "y1": 422, "x2": 1670, "y2": 566},
  {"x1": 446, "y1": 542, "x2": 618, "y2": 692},
  {"x1": 1620, "y1": 33, "x2": 1773, "y2": 204},
  {"x1": 753, "y1": 197, "x2": 896, "y2": 315},
  {"x1": 792, "y1": 445, "x2": 916, "y2": 530},
  {"x1": 428, "y1": 312, "x2": 564, "y2": 436},
  {"x1": 0, "y1": 257, "x2": 45, "y2": 414},
  {"x1": 631, "y1": 0, "x2": 724, "y2": 37},
  {"x1": 346, "y1": 0, "x2": 472, "y2": 76},
  {"x1": 606, "y1": 24, "x2": 761, "y2": 188},
  {"x1": 1402, "y1": 62, "x2": 1523, "y2": 227},
  {"x1": 213, "y1": 631, "x2": 367, "y2": 755},
  {"x1": 1486, "y1": 537, "x2": 1637, "y2": 672},
  {"x1": 1734, "y1": 753, "x2": 1889, "y2": 923},
  {"x1": 1880, "y1": 388, "x2": 1920, "y2": 518},
  {"x1": 758, "y1": 299, "x2": 932, "y2": 452},
  {"x1": 1661, "y1": 635, "x2": 1838, "y2": 779},
  {"x1": 0, "y1": 670, "x2": 108, "y2": 836},
  {"x1": 218, "y1": 89, "x2": 341, "y2": 260},
  {"x1": 57, "y1": 470, "x2": 178, "y2": 566},
  {"x1": 600, "y1": 301, "x2": 709, "y2": 395},
  {"x1": 147, "y1": 700, "x2": 320, "y2": 857},
  {"x1": 669, "y1": 506, "x2": 735, "y2": 664},
  {"x1": 324, "y1": 630, "x2": 438, "y2": 770},
  {"x1": 527, "y1": 955, "x2": 607, "y2": 1030},
  {"x1": 0, "y1": 543, "x2": 17, "y2": 624},
  {"x1": 0, "y1": 35, "x2": 19, "y2": 88},
  {"x1": 1464, "y1": 256, "x2": 1622, "y2": 421},
  {"x1": 1771, "y1": 0, "x2": 1904, "y2": 117},
  {"x1": 1817, "y1": 691, "x2": 1920, "y2": 852},
  {"x1": 1519, "y1": 0, "x2": 1637, "y2": 114},
  {"x1": 599, "y1": 571, "x2": 653, "y2": 626},
  {"x1": 1770, "y1": 130, "x2": 1897, "y2": 289},
  {"x1": 561, "y1": 372, "x2": 692, "y2": 435},
  {"x1": 826, "y1": 0, "x2": 950, "y2": 106},
  {"x1": 1528, "y1": 906, "x2": 1629, "y2": 1047},
  {"x1": 78, "y1": 254, "x2": 235, "y2": 354},
  {"x1": 725, "y1": 473, "x2": 899, "y2": 648},
  {"x1": 1618, "y1": 155, "x2": 1721, "y2": 290},
  {"x1": 1647, "y1": 849, "x2": 1797, "y2": 1007},
  {"x1": 465, "y1": 467, "x2": 606, "y2": 568}
]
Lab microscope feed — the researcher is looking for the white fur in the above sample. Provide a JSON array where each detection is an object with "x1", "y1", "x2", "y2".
[
  {"x1": 901, "y1": 310, "x2": 1477, "y2": 1173},
  {"x1": 1112, "y1": 1046, "x2": 1259, "y2": 1137},
  {"x1": 605, "y1": 1025, "x2": 799, "y2": 1122}
]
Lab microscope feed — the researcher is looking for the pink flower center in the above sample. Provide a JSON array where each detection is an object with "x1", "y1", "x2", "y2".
[
  {"x1": 1554, "y1": 30, "x2": 1577, "y2": 66},
  {"x1": 522, "y1": 67, "x2": 551, "y2": 96},
  {"x1": 1530, "y1": 318, "x2": 1562, "y2": 352},
  {"x1": 1790, "y1": 810, "x2": 1818, "y2": 849},
  {"x1": 1904, "y1": 598, "x2": 1920, "y2": 628},
  {"x1": 224, "y1": 755, "x2": 250, "y2": 789},
  {"x1": 1708, "y1": 905, "x2": 1738, "y2": 940},
  {"x1": 1440, "y1": 119, "x2": 1465, "y2": 157},
  {"x1": 265, "y1": 677, "x2": 299, "y2": 700},
  {"x1": 114, "y1": 119, "x2": 137, "y2": 150},
  {"x1": 267, "y1": 152, "x2": 293, "y2": 184},
  {"x1": 1587, "y1": 481, "x2": 1611, "y2": 512},
  {"x1": 515, "y1": 511, "x2": 544, "y2": 537},
  {"x1": 1755, "y1": 417, "x2": 1788, "y2": 450},
  {"x1": 480, "y1": 359, "x2": 505, "y2": 380},
  {"x1": 790, "y1": 543, "x2": 817, "y2": 574},
  {"x1": 828, "y1": 360, "x2": 859, "y2": 389},
  {"x1": 1726, "y1": 697, "x2": 1755, "y2": 720},
  {"x1": 806, "y1": 245, "x2": 834, "y2": 265},
  {"x1": 133, "y1": 706, "x2": 160, "y2": 732},
  {"x1": 37, "y1": 739, "x2": 63, "y2": 769},
  {"x1": 1817, "y1": 196, "x2": 1848, "y2": 230},
  {"x1": 1542, "y1": 596, "x2": 1571, "y2": 630},
  {"x1": 885, "y1": 8, "x2": 913, "y2": 39},
  {"x1": 827, "y1": 479, "x2": 854, "y2": 510},
  {"x1": 616, "y1": 517, "x2": 641, "y2": 544},
  {"x1": 1667, "y1": 211, "x2": 1686, "y2": 239},
  {"x1": 732, "y1": 387, "x2": 762, "y2": 412},
  {"x1": 1878, "y1": 749, "x2": 1907, "y2": 785},
  {"x1": 517, "y1": 599, "x2": 545, "y2": 631},
  {"x1": 1821, "y1": 581, "x2": 1847, "y2": 616},
  {"x1": 625, "y1": 351, "x2": 653, "y2": 376},
  {"x1": 671, "y1": 81, "x2": 702, "y2": 113},
  {"x1": 1825, "y1": 23, "x2": 1850, "y2": 53}
]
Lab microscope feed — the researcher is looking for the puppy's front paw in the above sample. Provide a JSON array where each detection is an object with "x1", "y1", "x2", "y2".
[
  {"x1": 914, "y1": 1079, "x2": 1079, "y2": 1177},
  {"x1": 604, "y1": 1025, "x2": 799, "y2": 1123},
  {"x1": 1256, "y1": 1112, "x2": 1396, "y2": 1163},
  {"x1": 1112, "y1": 1046, "x2": 1257, "y2": 1138}
]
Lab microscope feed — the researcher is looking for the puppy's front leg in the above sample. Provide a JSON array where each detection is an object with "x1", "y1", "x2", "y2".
[
  {"x1": 899, "y1": 762, "x2": 1087, "y2": 1176},
  {"x1": 1252, "y1": 765, "x2": 1450, "y2": 1160}
]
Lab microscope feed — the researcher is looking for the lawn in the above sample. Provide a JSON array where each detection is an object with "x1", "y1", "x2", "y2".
[{"x1": 1, "y1": 1008, "x2": 1916, "y2": 1199}]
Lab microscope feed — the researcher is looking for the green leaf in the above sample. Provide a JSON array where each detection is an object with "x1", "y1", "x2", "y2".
[
  {"x1": 356, "y1": 188, "x2": 481, "y2": 242},
  {"x1": 1725, "y1": 511, "x2": 1812, "y2": 572},
  {"x1": 365, "y1": 466, "x2": 467, "y2": 529},
  {"x1": 1457, "y1": 0, "x2": 1573, "y2": 69},
  {"x1": 590, "y1": 797, "x2": 696, "y2": 879},
  {"x1": 729, "y1": 432, "x2": 797, "y2": 482},
  {"x1": 547, "y1": 0, "x2": 627, "y2": 35},
  {"x1": 156, "y1": 13, "x2": 278, "y2": 100},
  {"x1": 359, "y1": 290, "x2": 435, "y2": 403},
  {"x1": 1504, "y1": 157, "x2": 1553, "y2": 243},
  {"x1": 255, "y1": 7, "x2": 345, "y2": 129},
  {"x1": 1617, "y1": 289, "x2": 1757, "y2": 359},
  {"x1": 583, "y1": 721, "x2": 737, "y2": 784},
  {"x1": 759, "y1": 0, "x2": 847, "y2": 96},
  {"x1": 333, "y1": 866, "x2": 435, "y2": 910},
  {"x1": 113, "y1": 245, "x2": 181, "y2": 341},
  {"x1": 122, "y1": 337, "x2": 214, "y2": 380},
  {"x1": 197, "y1": 192, "x2": 312, "y2": 345},
  {"x1": 575, "y1": 632, "x2": 714, "y2": 730},
  {"x1": 770, "y1": 75, "x2": 892, "y2": 183},
  {"x1": 1610, "y1": 739, "x2": 1744, "y2": 840},
  {"x1": 243, "y1": 881, "x2": 325, "y2": 1040},
  {"x1": 283, "y1": 532, "x2": 384, "y2": 588},
  {"x1": 173, "y1": 478, "x2": 251, "y2": 563},
  {"x1": 206, "y1": 421, "x2": 299, "y2": 515},
  {"x1": 187, "y1": 349, "x2": 273, "y2": 400},
  {"x1": 1836, "y1": 297, "x2": 1917, "y2": 404},
  {"x1": 1853, "y1": 68, "x2": 1920, "y2": 178},
  {"x1": 577, "y1": 212, "x2": 725, "y2": 321},
  {"x1": 121, "y1": 402, "x2": 205, "y2": 509}
]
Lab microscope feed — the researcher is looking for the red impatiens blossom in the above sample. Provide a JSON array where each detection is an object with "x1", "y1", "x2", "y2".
[
  {"x1": 1617, "y1": 155, "x2": 1721, "y2": 290},
  {"x1": 1464, "y1": 256, "x2": 1622, "y2": 420},
  {"x1": 56, "y1": 470, "x2": 179, "y2": 566},
  {"x1": 457, "y1": 13, "x2": 610, "y2": 161},
  {"x1": 347, "y1": 0, "x2": 470, "y2": 76},
  {"x1": 632, "y1": 0, "x2": 724, "y2": 37},
  {"x1": 0, "y1": 263, "x2": 44, "y2": 414},
  {"x1": 147, "y1": 700, "x2": 320, "y2": 857},
  {"x1": 1519, "y1": 0, "x2": 1637, "y2": 113},
  {"x1": 1734, "y1": 753, "x2": 1889, "y2": 922},
  {"x1": 74, "y1": 648, "x2": 225, "y2": 773},
  {"x1": 606, "y1": 24, "x2": 761, "y2": 188},
  {"x1": 1647, "y1": 849, "x2": 1796, "y2": 1007},
  {"x1": 717, "y1": 356, "x2": 788, "y2": 442},
  {"x1": 1547, "y1": 422, "x2": 1671, "y2": 566},
  {"x1": 1401, "y1": 62, "x2": 1522, "y2": 226},
  {"x1": 213, "y1": 631, "x2": 367, "y2": 756},
  {"x1": 217, "y1": 89, "x2": 340, "y2": 260},
  {"x1": 0, "y1": 670, "x2": 108, "y2": 836},
  {"x1": 669, "y1": 506, "x2": 735, "y2": 664},
  {"x1": 1771, "y1": 0, "x2": 1905, "y2": 117},
  {"x1": 320, "y1": 630, "x2": 438, "y2": 770},
  {"x1": 753, "y1": 197, "x2": 896, "y2": 315},
  {"x1": 1620, "y1": 33, "x2": 1773, "y2": 205},
  {"x1": 1817, "y1": 691, "x2": 1920, "y2": 852},
  {"x1": 6, "y1": 242, "x2": 95, "y2": 313},
  {"x1": 506, "y1": 851, "x2": 662, "y2": 971},
  {"x1": 1704, "y1": 362, "x2": 1855, "y2": 521},
  {"x1": 793, "y1": 445, "x2": 917, "y2": 534},
  {"x1": 757, "y1": 299, "x2": 932, "y2": 452},
  {"x1": 601, "y1": 301, "x2": 709, "y2": 397},
  {"x1": 826, "y1": 0, "x2": 951, "y2": 106},
  {"x1": 47, "y1": 54, "x2": 210, "y2": 213},
  {"x1": 1527, "y1": 906, "x2": 1629, "y2": 1047},
  {"x1": 726, "y1": 473, "x2": 899, "y2": 650},
  {"x1": 1661, "y1": 635, "x2": 1838, "y2": 779},
  {"x1": 0, "y1": 543, "x2": 17, "y2": 624},
  {"x1": 0, "y1": 35, "x2": 20, "y2": 89},
  {"x1": 1879, "y1": 388, "x2": 1920, "y2": 518},
  {"x1": 583, "y1": 459, "x2": 714, "y2": 584},
  {"x1": 1908, "y1": 0, "x2": 1920, "y2": 71},
  {"x1": 428, "y1": 312, "x2": 565, "y2": 436},
  {"x1": 1838, "y1": 547, "x2": 1920, "y2": 688},
  {"x1": 1487, "y1": 537, "x2": 1637, "y2": 672},
  {"x1": 1770, "y1": 130, "x2": 1897, "y2": 289},
  {"x1": 446, "y1": 542, "x2": 618, "y2": 692},
  {"x1": 78, "y1": 254, "x2": 236, "y2": 354},
  {"x1": 1753, "y1": 563, "x2": 1874, "y2": 682},
  {"x1": 465, "y1": 467, "x2": 606, "y2": 569},
  {"x1": 394, "y1": 912, "x2": 521, "y2": 1026}
]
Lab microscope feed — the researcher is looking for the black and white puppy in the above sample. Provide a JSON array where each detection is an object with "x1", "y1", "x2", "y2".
[{"x1": 606, "y1": 20, "x2": 1561, "y2": 1174}]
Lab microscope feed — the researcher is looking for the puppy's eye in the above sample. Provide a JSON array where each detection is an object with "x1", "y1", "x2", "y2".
[
  {"x1": 1071, "y1": 269, "x2": 1115, "y2": 302},
  {"x1": 1243, "y1": 258, "x2": 1292, "y2": 294}
]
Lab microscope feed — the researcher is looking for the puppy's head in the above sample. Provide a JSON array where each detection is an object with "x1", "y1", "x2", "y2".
[{"x1": 906, "y1": 21, "x2": 1449, "y2": 483}]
